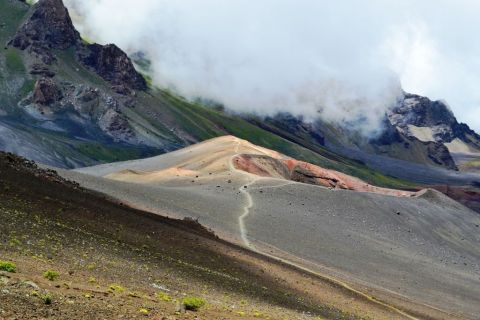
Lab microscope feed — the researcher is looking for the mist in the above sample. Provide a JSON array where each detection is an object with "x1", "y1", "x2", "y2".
[{"x1": 63, "y1": 0, "x2": 480, "y2": 133}]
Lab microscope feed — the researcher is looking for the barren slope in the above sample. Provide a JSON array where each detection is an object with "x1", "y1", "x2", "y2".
[{"x1": 59, "y1": 136, "x2": 480, "y2": 319}]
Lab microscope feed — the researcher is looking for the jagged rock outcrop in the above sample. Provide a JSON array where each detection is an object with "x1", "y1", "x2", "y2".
[
  {"x1": 79, "y1": 44, "x2": 147, "y2": 93},
  {"x1": 33, "y1": 78, "x2": 63, "y2": 105},
  {"x1": 389, "y1": 93, "x2": 480, "y2": 146},
  {"x1": 9, "y1": 0, "x2": 80, "y2": 64},
  {"x1": 372, "y1": 114, "x2": 458, "y2": 170},
  {"x1": 425, "y1": 141, "x2": 457, "y2": 167},
  {"x1": 9, "y1": 0, "x2": 146, "y2": 94},
  {"x1": 29, "y1": 63, "x2": 56, "y2": 77}
]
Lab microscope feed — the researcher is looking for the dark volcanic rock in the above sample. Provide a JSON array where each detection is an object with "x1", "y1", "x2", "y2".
[
  {"x1": 391, "y1": 93, "x2": 457, "y2": 129},
  {"x1": 10, "y1": 0, "x2": 147, "y2": 94},
  {"x1": 33, "y1": 78, "x2": 63, "y2": 105},
  {"x1": 29, "y1": 63, "x2": 56, "y2": 77},
  {"x1": 9, "y1": 0, "x2": 80, "y2": 64},
  {"x1": 389, "y1": 92, "x2": 480, "y2": 150},
  {"x1": 79, "y1": 44, "x2": 147, "y2": 92},
  {"x1": 425, "y1": 141, "x2": 458, "y2": 169},
  {"x1": 390, "y1": 93, "x2": 462, "y2": 143}
]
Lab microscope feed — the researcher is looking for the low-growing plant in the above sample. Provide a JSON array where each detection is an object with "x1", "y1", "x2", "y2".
[
  {"x1": 43, "y1": 270, "x2": 59, "y2": 281},
  {"x1": 139, "y1": 308, "x2": 149, "y2": 315},
  {"x1": 0, "y1": 261, "x2": 16, "y2": 273},
  {"x1": 157, "y1": 291, "x2": 172, "y2": 302},
  {"x1": 41, "y1": 294, "x2": 52, "y2": 305},
  {"x1": 183, "y1": 296, "x2": 206, "y2": 311},
  {"x1": 108, "y1": 284, "x2": 125, "y2": 293}
]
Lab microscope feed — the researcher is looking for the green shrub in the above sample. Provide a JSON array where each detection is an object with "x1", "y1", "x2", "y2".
[
  {"x1": 108, "y1": 284, "x2": 125, "y2": 293},
  {"x1": 41, "y1": 294, "x2": 52, "y2": 305},
  {"x1": 157, "y1": 291, "x2": 172, "y2": 302},
  {"x1": 182, "y1": 297, "x2": 206, "y2": 311},
  {"x1": 43, "y1": 270, "x2": 59, "y2": 281},
  {"x1": 0, "y1": 261, "x2": 16, "y2": 273},
  {"x1": 139, "y1": 308, "x2": 149, "y2": 315}
]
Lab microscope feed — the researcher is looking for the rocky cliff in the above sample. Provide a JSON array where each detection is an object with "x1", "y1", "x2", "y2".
[{"x1": 10, "y1": 0, "x2": 146, "y2": 93}]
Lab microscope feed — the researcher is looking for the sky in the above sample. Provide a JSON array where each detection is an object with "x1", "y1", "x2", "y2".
[{"x1": 64, "y1": 0, "x2": 480, "y2": 133}]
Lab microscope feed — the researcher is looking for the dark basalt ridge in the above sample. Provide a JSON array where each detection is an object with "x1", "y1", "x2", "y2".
[{"x1": 9, "y1": 0, "x2": 146, "y2": 94}]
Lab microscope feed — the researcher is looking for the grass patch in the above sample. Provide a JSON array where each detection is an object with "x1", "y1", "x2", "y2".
[
  {"x1": 19, "y1": 79, "x2": 35, "y2": 97},
  {"x1": 76, "y1": 142, "x2": 145, "y2": 163},
  {"x1": 183, "y1": 296, "x2": 206, "y2": 311},
  {"x1": 157, "y1": 291, "x2": 172, "y2": 302},
  {"x1": 43, "y1": 270, "x2": 60, "y2": 281},
  {"x1": 5, "y1": 50, "x2": 26, "y2": 73},
  {"x1": 0, "y1": 261, "x2": 17, "y2": 273}
]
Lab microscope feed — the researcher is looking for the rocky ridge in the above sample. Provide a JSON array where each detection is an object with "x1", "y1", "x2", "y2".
[
  {"x1": 9, "y1": 0, "x2": 146, "y2": 94},
  {"x1": 7, "y1": 0, "x2": 150, "y2": 145},
  {"x1": 389, "y1": 93, "x2": 480, "y2": 148}
]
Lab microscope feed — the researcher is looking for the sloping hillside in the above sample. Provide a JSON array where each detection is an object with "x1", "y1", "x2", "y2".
[
  {"x1": 61, "y1": 136, "x2": 480, "y2": 319},
  {"x1": 1, "y1": 150, "x2": 450, "y2": 320}
]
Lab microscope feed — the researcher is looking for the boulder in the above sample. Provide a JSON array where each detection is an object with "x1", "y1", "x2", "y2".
[{"x1": 33, "y1": 78, "x2": 63, "y2": 105}]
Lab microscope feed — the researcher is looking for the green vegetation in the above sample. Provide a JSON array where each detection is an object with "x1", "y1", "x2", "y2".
[
  {"x1": 76, "y1": 142, "x2": 146, "y2": 163},
  {"x1": 108, "y1": 284, "x2": 125, "y2": 293},
  {"x1": 138, "y1": 308, "x2": 149, "y2": 315},
  {"x1": 19, "y1": 79, "x2": 35, "y2": 98},
  {"x1": 156, "y1": 291, "x2": 172, "y2": 302},
  {"x1": 5, "y1": 50, "x2": 26, "y2": 73},
  {"x1": 41, "y1": 294, "x2": 53, "y2": 305},
  {"x1": 182, "y1": 296, "x2": 206, "y2": 311},
  {"x1": 43, "y1": 270, "x2": 59, "y2": 281},
  {"x1": 0, "y1": 260, "x2": 17, "y2": 273}
]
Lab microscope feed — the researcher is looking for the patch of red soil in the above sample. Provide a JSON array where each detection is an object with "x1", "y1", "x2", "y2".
[{"x1": 234, "y1": 154, "x2": 416, "y2": 197}]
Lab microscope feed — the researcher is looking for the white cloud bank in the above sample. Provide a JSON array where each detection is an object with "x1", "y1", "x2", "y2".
[{"x1": 64, "y1": 0, "x2": 480, "y2": 133}]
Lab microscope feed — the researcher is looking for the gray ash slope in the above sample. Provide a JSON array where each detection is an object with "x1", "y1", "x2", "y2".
[{"x1": 59, "y1": 137, "x2": 480, "y2": 319}]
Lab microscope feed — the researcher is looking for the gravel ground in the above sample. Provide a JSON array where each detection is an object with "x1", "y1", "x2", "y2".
[{"x1": 58, "y1": 137, "x2": 480, "y2": 319}]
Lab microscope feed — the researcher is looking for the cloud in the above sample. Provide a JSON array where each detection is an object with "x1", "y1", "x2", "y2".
[{"x1": 64, "y1": 0, "x2": 480, "y2": 133}]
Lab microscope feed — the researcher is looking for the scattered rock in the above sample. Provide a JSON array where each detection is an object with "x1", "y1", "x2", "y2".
[
  {"x1": 22, "y1": 281, "x2": 39, "y2": 290},
  {"x1": 33, "y1": 78, "x2": 62, "y2": 105},
  {"x1": 29, "y1": 63, "x2": 55, "y2": 77}
]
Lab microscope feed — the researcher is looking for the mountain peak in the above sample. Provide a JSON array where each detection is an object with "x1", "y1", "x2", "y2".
[
  {"x1": 9, "y1": 0, "x2": 80, "y2": 64},
  {"x1": 79, "y1": 43, "x2": 147, "y2": 93},
  {"x1": 9, "y1": 0, "x2": 146, "y2": 94}
]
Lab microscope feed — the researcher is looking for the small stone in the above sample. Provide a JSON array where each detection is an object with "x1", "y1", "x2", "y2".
[{"x1": 23, "y1": 281, "x2": 40, "y2": 290}]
